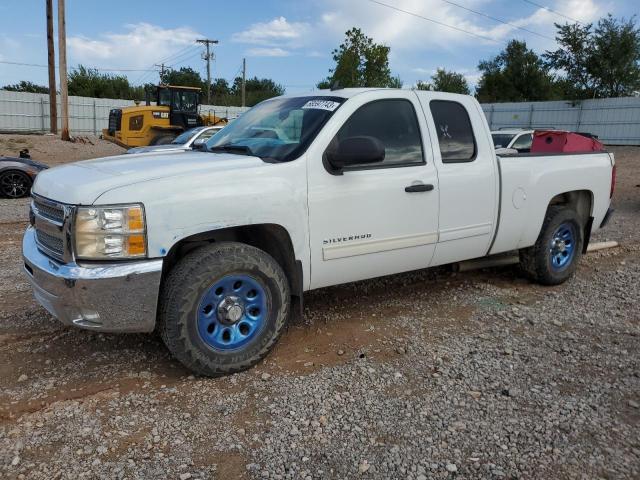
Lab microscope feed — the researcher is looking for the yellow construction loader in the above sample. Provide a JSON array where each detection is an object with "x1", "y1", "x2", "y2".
[{"x1": 102, "y1": 85, "x2": 227, "y2": 148}]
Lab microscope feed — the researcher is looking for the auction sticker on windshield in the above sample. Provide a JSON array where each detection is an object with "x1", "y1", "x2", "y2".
[{"x1": 302, "y1": 100, "x2": 341, "y2": 111}]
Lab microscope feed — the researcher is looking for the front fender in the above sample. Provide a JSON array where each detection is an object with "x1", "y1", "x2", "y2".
[{"x1": 93, "y1": 156, "x2": 310, "y2": 284}]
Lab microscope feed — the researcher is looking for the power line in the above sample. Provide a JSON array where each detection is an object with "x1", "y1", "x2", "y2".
[
  {"x1": 521, "y1": 0, "x2": 584, "y2": 25},
  {"x1": 155, "y1": 44, "x2": 199, "y2": 66},
  {"x1": 366, "y1": 0, "x2": 501, "y2": 43},
  {"x1": 166, "y1": 48, "x2": 202, "y2": 68},
  {"x1": 133, "y1": 44, "x2": 200, "y2": 84},
  {"x1": 439, "y1": 0, "x2": 556, "y2": 41},
  {"x1": 0, "y1": 60, "x2": 156, "y2": 72}
]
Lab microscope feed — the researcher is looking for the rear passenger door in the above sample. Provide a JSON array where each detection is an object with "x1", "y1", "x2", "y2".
[
  {"x1": 417, "y1": 94, "x2": 499, "y2": 266},
  {"x1": 306, "y1": 91, "x2": 440, "y2": 289}
]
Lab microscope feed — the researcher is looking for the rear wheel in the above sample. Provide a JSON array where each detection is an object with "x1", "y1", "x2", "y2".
[
  {"x1": 520, "y1": 206, "x2": 583, "y2": 285},
  {"x1": 150, "y1": 134, "x2": 176, "y2": 145},
  {"x1": 158, "y1": 242, "x2": 290, "y2": 376},
  {"x1": 0, "y1": 170, "x2": 32, "y2": 198}
]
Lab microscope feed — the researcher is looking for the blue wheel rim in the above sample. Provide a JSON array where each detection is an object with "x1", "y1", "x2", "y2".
[
  {"x1": 549, "y1": 222, "x2": 576, "y2": 271},
  {"x1": 196, "y1": 274, "x2": 267, "y2": 351}
]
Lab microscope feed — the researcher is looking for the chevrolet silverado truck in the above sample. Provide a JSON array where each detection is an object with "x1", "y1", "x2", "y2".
[{"x1": 23, "y1": 89, "x2": 615, "y2": 376}]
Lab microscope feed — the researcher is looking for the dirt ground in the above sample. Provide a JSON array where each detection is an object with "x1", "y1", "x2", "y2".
[
  {"x1": 0, "y1": 134, "x2": 125, "y2": 167},
  {"x1": 0, "y1": 135, "x2": 638, "y2": 479}
]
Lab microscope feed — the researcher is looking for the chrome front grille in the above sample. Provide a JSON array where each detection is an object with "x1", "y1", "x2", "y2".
[
  {"x1": 35, "y1": 230, "x2": 64, "y2": 258},
  {"x1": 33, "y1": 196, "x2": 65, "y2": 224},
  {"x1": 31, "y1": 195, "x2": 71, "y2": 262}
]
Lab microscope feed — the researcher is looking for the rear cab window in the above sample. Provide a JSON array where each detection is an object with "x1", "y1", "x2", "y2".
[{"x1": 429, "y1": 100, "x2": 477, "y2": 163}]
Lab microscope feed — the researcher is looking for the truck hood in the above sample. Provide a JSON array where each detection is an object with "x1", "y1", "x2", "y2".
[
  {"x1": 32, "y1": 150, "x2": 264, "y2": 205},
  {"x1": 126, "y1": 144, "x2": 187, "y2": 154}
]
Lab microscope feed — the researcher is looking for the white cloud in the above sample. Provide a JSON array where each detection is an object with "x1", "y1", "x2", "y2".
[
  {"x1": 231, "y1": 17, "x2": 309, "y2": 47},
  {"x1": 246, "y1": 47, "x2": 291, "y2": 57},
  {"x1": 316, "y1": 0, "x2": 603, "y2": 51},
  {"x1": 67, "y1": 23, "x2": 202, "y2": 69}
]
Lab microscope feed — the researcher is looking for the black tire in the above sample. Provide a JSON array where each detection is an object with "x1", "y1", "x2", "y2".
[
  {"x1": 519, "y1": 206, "x2": 584, "y2": 285},
  {"x1": 0, "y1": 170, "x2": 32, "y2": 198},
  {"x1": 158, "y1": 242, "x2": 290, "y2": 376},
  {"x1": 150, "y1": 134, "x2": 176, "y2": 145}
]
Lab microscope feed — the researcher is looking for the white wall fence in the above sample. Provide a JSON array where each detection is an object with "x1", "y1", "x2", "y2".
[
  {"x1": 482, "y1": 96, "x2": 640, "y2": 145},
  {"x1": 2, "y1": 90, "x2": 639, "y2": 145},
  {"x1": 0, "y1": 90, "x2": 249, "y2": 135}
]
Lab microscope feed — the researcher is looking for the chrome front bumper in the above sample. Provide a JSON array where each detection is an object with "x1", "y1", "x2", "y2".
[{"x1": 22, "y1": 227, "x2": 163, "y2": 333}]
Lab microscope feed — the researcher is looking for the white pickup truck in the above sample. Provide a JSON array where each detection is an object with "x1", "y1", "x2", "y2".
[{"x1": 23, "y1": 88, "x2": 615, "y2": 376}]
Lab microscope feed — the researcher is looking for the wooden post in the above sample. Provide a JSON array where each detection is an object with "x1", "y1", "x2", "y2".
[
  {"x1": 241, "y1": 58, "x2": 246, "y2": 107},
  {"x1": 40, "y1": 98, "x2": 46, "y2": 132},
  {"x1": 58, "y1": 0, "x2": 70, "y2": 140},
  {"x1": 575, "y1": 101, "x2": 584, "y2": 132},
  {"x1": 527, "y1": 103, "x2": 534, "y2": 129},
  {"x1": 46, "y1": 0, "x2": 57, "y2": 134}
]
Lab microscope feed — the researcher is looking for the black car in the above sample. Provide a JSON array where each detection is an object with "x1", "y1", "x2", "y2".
[{"x1": 0, "y1": 150, "x2": 49, "y2": 198}]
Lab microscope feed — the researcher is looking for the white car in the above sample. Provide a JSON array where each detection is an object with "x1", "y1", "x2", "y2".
[
  {"x1": 24, "y1": 89, "x2": 615, "y2": 376},
  {"x1": 491, "y1": 128, "x2": 534, "y2": 154},
  {"x1": 126, "y1": 125, "x2": 224, "y2": 154}
]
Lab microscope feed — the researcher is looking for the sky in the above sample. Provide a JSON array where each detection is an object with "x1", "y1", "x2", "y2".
[{"x1": 0, "y1": 0, "x2": 637, "y2": 95}]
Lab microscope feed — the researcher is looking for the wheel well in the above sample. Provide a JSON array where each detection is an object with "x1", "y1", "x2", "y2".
[
  {"x1": 0, "y1": 168, "x2": 32, "y2": 179},
  {"x1": 547, "y1": 190, "x2": 593, "y2": 252},
  {"x1": 548, "y1": 190, "x2": 593, "y2": 222},
  {"x1": 162, "y1": 224, "x2": 303, "y2": 314}
]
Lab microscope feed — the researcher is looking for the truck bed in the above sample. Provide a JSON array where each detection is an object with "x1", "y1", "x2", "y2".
[{"x1": 490, "y1": 151, "x2": 615, "y2": 255}]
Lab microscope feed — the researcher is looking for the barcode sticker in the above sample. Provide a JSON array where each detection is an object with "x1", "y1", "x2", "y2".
[{"x1": 301, "y1": 100, "x2": 341, "y2": 111}]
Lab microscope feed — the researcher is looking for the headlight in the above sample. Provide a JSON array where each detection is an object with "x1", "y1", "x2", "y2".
[{"x1": 74, "y1": 204, "x2": 147, "y2": 260}]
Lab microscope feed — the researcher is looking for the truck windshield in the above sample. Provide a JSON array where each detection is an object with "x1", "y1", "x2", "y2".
[
  {"x1": 205, "y1": 96, "x2": 345, "y2": 162},
  {"x1": 492, "y1": 133, "x2": 516, "y2": 148}
]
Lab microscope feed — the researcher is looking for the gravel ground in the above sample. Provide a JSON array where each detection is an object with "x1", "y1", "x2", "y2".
[{"x1": 0, "y1": 137, "x2": 638, "y2": 479}]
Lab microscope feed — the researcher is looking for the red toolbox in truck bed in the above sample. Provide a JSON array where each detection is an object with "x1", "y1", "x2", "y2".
[{"x1": 531, "y1": 130, "x2": 605, "y2": 153}]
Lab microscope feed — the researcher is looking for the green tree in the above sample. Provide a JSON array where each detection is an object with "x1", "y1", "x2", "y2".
[
  {"x1": 160, "y1": 67, "x2": 204, "y2": 89},
  {"x1": 231, "y1": 76, "x2": 285, "y2": 106},
  {"x1": 203, "y1": 76, "x2": 284, "y2": 107},
  {"x1": 2, "y1": 81, "x2": 49, "y2": 93},
  {"x1": 416, "y1": 68, "x2": 470, "y2": 94},
  {"x1": 592, "y1": 15, "x2": 640, "y2": 97},
  {"x1": 476, "y1": 40, "x2": 559, "y2": 102},
  {"x1": 318, "y1": 27, "x2": 402, "y2": 88},
  {"x1": 68, "y1": 65, "x2": 134, "y2": 99},
  {"x1": 545, "y1": 16, "x2": 640, "y2": 98},
  {"x1": 543, "y1": 22, "x2": 594, "y2": 98}
]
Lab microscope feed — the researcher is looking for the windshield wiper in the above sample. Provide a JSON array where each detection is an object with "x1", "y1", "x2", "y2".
[{"x1": 208, "y1": 144, "x2": 255, "y2": 156}]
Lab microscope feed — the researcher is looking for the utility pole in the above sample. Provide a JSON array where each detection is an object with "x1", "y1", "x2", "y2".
[
  {"x1": 45, "y1": 0, "x2": 57, "y2": 134},
  {"x1": 196, "y1": 39, "x2": 218, "y2": 105},
  {"x1": 242, "y1": 58, "x2": 246, "y2": 108},
  {"x1": 154, "y1": 63, "x2": 166, "y2": 82},
  {"x1": 57, "y1": 0, "x2": 70, "y2": 140}
]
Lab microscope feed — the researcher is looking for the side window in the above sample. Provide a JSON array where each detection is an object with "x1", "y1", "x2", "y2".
[
  {"x1": 511, "y1": 133, "x2": 533, "y2": 152},
  {"x1": 195, "y1": 129, "x2": 219, "y2": 142},
  {"x1": 429, "y1": 100, "x2": 476, "y2": 163},
  {"x1": 333, "y1": 99, "x2": 424, "y2": 168}
]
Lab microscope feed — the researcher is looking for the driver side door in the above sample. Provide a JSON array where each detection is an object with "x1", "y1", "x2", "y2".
[{"x1": 306, "y1": 91, "x2": 440, "y2": 289}]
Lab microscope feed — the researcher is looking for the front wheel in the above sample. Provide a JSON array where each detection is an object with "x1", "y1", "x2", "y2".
[
  {"x1": 158, "y1": 242, "x2": 290, "y2": 376},
  {"x1": 520, "y1": 206, "x2": 584, "y2": 285}
]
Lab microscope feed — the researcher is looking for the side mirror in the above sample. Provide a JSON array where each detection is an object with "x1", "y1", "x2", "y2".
[{"x1": 326, "y1": 136, "x2": 385, "y2": 170}]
